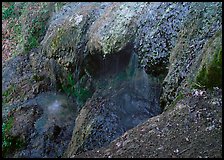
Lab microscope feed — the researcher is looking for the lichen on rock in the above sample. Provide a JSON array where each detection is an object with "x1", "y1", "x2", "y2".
[
  {"x1": 160, "y1": 2, "x2": 222, "y2": 109},
  {"x1": 2, "y1": 2, "x2": 222, "y2": 158},
  {"x1": 88, "y1": 2, "x2": 146, "y2": 56}
]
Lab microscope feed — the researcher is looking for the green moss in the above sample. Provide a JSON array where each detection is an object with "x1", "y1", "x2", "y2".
[
  {"x1": 2, "y1": 116, "x2": 26, "y2": 157},
  {"x1": 2, "y1": 3, "x2": 16, "y2": 20},
  {"x1": 23, "y1": 4, "x2": 51, "y2": 53},
  {"x1": 75, "y1": 88, "x2": 92, "y2": 106},
  {"x1": 61, "y1": 72, "x2": 93, "y2": 106},
  {"x1": 32, "y1": 74, "x2": 45, "y2": 82},
  {"x1": 2, "y1": 85, "x2": 16, "y2": 105},
  {"x1": 195, "y1": 47, "x2": 222, "y2": 89},
  {"x1": 3, "y1": 117, "x2": 14, "y2": 133}
]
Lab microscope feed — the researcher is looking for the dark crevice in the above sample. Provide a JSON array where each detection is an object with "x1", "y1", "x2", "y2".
[{"x1": 83, "y1": 42, "x2": 133, "y2": 78}]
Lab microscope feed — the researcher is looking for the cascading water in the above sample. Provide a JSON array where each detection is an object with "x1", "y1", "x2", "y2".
[
  {"x1": 74, "y1": 49, "x2": 163, "y2": 153},
  {"x1": 93, "y1": 50, "x2": 162, "y2": 121}
]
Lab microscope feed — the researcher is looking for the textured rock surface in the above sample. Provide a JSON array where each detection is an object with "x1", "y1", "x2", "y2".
[
  {"x1": 193, "y1": 31, "x2": 222, "y2": 89},
  {"x1": 41, "y1": 3, "x2": 103, "y2": 71},
  {"x1": 5, "y1": 92, "x2": 78, "y2": 158},
  {"x1": 74, "y1": 88, "x2": 222, "y2": 158},
  {"x1": 66, "y1": 2, "x2": 222, "y2": 158},
  {"x1": 2, "y1": 2, "x2": 222, "y2": 158},
  {"x1": 88, "y1": 2, "x2": 146, "y2": 56},
  {"x1": 134, "y1": 2, "x2": 191, "y2": 75},
  {"x1": 2, "y1": 53, "x2": 52, "y2": 115},
  {"x1": 64, "y1": 54, "x2": 162, "y2": 157},
  {"x1": 160, "y1": 2, "x2": 222, "y2": 109}
]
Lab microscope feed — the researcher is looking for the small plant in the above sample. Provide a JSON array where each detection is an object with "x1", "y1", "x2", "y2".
[
  {"x1": 2, "y1": 117, "x2": 14, "y2": 152},
  {"x1": 74, "y1": 87, "x2": 92, "y2": 106},
  {"x1": 195, "y1": 47, "x2": 222, "y2": 89},
  {"x1": 2, "y1": 3, "x2": 15, "y2": 20},
  {"x1": 24, "y1": 16, "x2": 46, "y2": 52},
  {"x1": 62, "y1": 72, "x2": 75, "y2": 96},
  {"x1": 61, "y1": 73, "x2": 92, "y2": 106},
  {"x1": 2, "y1": 85, "x2": 16, "y2": 105},
  {"x1": 2, "y1": 116, "x2": 26, "y2": 157}
]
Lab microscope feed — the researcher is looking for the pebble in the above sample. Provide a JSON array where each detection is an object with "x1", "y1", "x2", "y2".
[
  {"x1": 116, "y1": 142, "x2": 122, "y2": 147},
  {"x1": 205, "y1": 124, "x2": 215, "y2": 131},
  {"x1": 174, "y1": 148, "x2": 179, "y2": 153}
]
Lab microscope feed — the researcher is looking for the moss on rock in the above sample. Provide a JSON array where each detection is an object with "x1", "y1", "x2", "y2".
[
  {"x1": 50, "y1": 27, "x2": 65, "y2": 54},
  {"x1": 194, "y1": 30, "x2": 222, "y2": 89},
  {"x1": 2, "y1": 116, "x2": 26, "y2": 157},
  {"x1": 196, "y1": 48, "x2": 222, "y2": 89}
]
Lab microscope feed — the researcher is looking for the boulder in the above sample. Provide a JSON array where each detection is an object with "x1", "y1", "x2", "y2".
[
  {"x1": 160, "y1": 2, "x2": 222, "y2": 109},
  {"x1": 5, "y1": 92, "x2": 78, "y2": 158},
  {"x1": 88, "y1": 2, "x2": 146, "y2": 56},
  {"x1": 64, "y1": 58, "x2": 162, "y2": 157},
  {"x1": 73, "y1": 88, "x2": 222, "y2": 158},
  {"x1": 134, "y1": 2, "x2": 191, "y2": 75},
  {"x1": 41, "y1": 2, "x2": 106, "y2": 72},
  {"x1": 65, "y1": 2, "x2": 222, "y2": 158}
]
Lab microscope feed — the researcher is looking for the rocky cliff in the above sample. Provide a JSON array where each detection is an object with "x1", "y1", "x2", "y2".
[{"x1": 2, "y1": 2, "x2": 222, "y2": 158}]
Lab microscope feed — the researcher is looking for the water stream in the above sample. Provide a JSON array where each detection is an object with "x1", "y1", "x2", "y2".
[{"x1": 93, "y1": 51, "x2": 162, "y2": 130}]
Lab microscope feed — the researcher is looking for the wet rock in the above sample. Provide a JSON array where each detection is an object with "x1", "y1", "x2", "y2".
[
  {"x1": 5, "y1": 92, "x2": 78, "y2": 158},
  {"x1": 9, "y1": 105, "x2": 43, "y2": 141},
  {"x1": 64, "y1": 57, "x2": 162, "y2": 157},
  {"x1": 40, "y1": 2, "x2": 113, "y2": 87},
  {"x1": 73, "y1": 89, "x2": 222, "y2": 158},
  {"x1": 193, "y1": 30, "x2": 222, "y2": 89},
  {"x1": 3, "y1": 2, "x2": 222, "y2": 158},
  {"x1": 41, "y1": 2, "x2": 105, "y2": 72}
]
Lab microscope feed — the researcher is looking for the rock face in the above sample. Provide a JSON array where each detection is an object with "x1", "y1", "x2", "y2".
[
  {"x1": 134, "y1": 2, "x2": 191, "y2": 75},
  {"x1": 88, "y1": 2, "x2": 146, "y2": 56},
  {"x1": 68, "y1": 2, "x2": 222, "y2": 158},
  {"x1": 64, "y1": 54, "x2": 162, "y2": 157},
  {"x1": 5, "y1": 92, "x2": 78, "y2": 158},
  {"x1": 41, "y1": 2, "x2": 105, "y2": 82},
  {"x1": 74, "y1": 88, "x2": 222, "y2": 158},
  {"x1": 2, "y1": 52, "x2": 52, "y2": 116},
  {"x1": 2, "y1": 2, "x2": 222, "y2": 158},
  {"x1": 160, "y1": 2, "x2": 222, "y2": 109}
]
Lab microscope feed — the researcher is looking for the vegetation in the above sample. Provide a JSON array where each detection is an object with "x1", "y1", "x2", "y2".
[
  {"x1": 61, "y1": 72, "x2": 92, "y2": 106},
  {"x1": 2, "y1": 85, "x2": 16, "y2": 105},
  {"x1": 2, "y1": 2, "x2": 52, "y2": 60},
  {"x1": 2, "y1": 3, "x2": 16, "y2": 20},
  {"x1": 32, "y1": 74, "x2": 45, "y2": 82},
  {"x1": 2, "y1": 116, "x2": 26, "y2": 157},
  {"x1": 195, "y1": 47, "x2": 222, "y2": 89},
  {"x1": 23, "y1": 3, "x2": 51, "y2": 52}
]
